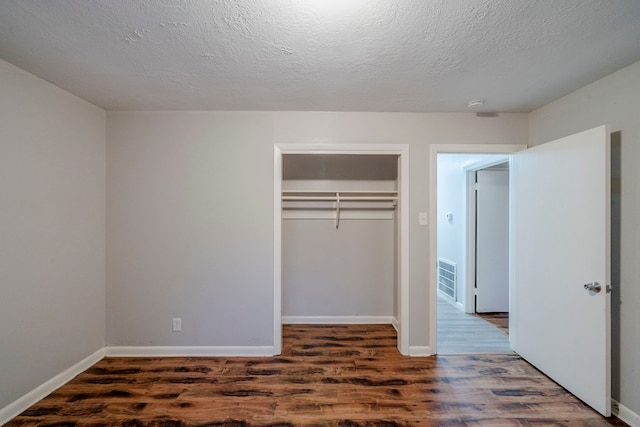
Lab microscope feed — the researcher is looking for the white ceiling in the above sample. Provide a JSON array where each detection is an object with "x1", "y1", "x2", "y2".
[{"x1": 1, "y1": 0, "x2": 639, "y2": 112}]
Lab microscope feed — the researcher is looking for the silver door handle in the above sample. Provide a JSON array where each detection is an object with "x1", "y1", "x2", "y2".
[{"x1": 584, "y1": 281, "x2": 601, "y2": 296}]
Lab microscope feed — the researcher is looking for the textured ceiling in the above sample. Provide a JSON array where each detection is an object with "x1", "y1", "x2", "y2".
[{"x1": 0, "y1": 0, "x2": 639, "y2": 112}]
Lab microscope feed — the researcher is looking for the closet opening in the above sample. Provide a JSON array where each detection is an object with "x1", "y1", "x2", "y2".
[{"x1": 273, "y1": 145, "x2": 410, "y2": 356}]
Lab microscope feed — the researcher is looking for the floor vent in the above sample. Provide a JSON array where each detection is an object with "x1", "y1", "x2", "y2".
[{"x1": 438, "y1": 258, "x2": 457, "y2": 300}]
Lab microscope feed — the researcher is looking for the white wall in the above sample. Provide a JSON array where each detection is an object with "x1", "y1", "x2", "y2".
[
  {"x1": 0, "y1": 60, "x2": 106, "y2": 409},
  {"x1": 529, "y1": 60, "x2": 640, "y2": 417},
  {"x1": 283, "y1": 219, "x2": 395, "y2": 318},
  {"x1": 436, "y1": 154, "x2": 467, "y2": 304},
  {"x1": 106, "y1": 111, "x2": 528, "y2": 349},
  {"x1": 106, "y1": 112, "x2": 275, "y2": 347}
]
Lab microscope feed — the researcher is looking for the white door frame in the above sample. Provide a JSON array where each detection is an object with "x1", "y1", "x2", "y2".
[
  {"x1": 274, "y1": 143, "x2": 410, "y2": 355},
  {"x1": 463, "y1": 158, "x2": 509, "y2": 314},
  {"x1": 429, "y1": 144, "x2": 526, "y2": 354}
]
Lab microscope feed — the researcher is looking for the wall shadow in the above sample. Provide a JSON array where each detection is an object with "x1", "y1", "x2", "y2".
[{"x1": 610, "y1": 130, "x2": 621, "y2": 401}]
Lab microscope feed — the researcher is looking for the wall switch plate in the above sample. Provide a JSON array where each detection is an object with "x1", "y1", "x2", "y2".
[
  {"x1": 418, "y1": 212, "x2": 428, "y2": 226},
  {"x1": 172, "y1": 317, "x2": 182, "y2": 332}
]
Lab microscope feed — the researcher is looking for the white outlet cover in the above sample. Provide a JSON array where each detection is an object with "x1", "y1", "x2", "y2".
[{"x1": 172, "y1": 318, "x2": 182, "y2": 331}]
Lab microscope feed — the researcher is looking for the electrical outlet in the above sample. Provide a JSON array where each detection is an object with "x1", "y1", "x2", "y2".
[{"x1": 172, "y1": 317, "x2": 182, "y2": 332}]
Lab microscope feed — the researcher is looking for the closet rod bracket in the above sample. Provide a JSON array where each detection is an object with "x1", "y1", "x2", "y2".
[{"x1": 335, "y1": 192, "x2": 341, "y2": 229}]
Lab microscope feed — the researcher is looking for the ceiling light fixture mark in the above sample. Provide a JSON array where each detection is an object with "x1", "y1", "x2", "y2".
[{"x1": 124, "y1": 28, "x2": 147, "y2": 43}]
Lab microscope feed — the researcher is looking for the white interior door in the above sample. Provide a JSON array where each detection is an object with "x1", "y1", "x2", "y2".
[
  {"x1": 511, "y1": 125, "x2": 611, "y2": 415},
  {"x1": 476, "y1": 169, "x2": 510, "y2": 313}
]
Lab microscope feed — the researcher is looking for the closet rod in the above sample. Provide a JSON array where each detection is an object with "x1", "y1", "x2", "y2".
[
  {"x1": 282, "y1": 205, "x2": 397, "y2": 210},
  {"x1": 282, "y1": 196, "x2": 398, "y2": 201}
]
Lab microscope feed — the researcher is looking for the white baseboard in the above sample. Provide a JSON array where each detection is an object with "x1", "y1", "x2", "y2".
[
  {"x1": 613, "y1": 399, "x2": 640, "y2": 427},
  {"x1": 282, "y1": 316, "x2": 395, "y2": 324},
  {"x1": 408, "y1": 346, "x2": 434, "y2": 357},
  {"x1": 105, "y1": 346, "x2": 275, "y2": 357},
  {"x1": 0, "y1": 348, "x2": 105, "y2": 426},
  {"x1": 391, "y1": 316, "x2": 399, "y2": 332}
]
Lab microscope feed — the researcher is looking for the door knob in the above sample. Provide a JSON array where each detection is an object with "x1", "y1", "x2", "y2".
[{"x1": 584, "y1": 281, "x2": 601, "y2": 296}]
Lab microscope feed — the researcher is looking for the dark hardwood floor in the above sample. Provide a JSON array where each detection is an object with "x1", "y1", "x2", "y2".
[
  {"x1": 474, "y1": 312, "x2": 509, "y2": 335},
  {"x1": 8, "y1": 324, "x2": 625, "y2": 426}
]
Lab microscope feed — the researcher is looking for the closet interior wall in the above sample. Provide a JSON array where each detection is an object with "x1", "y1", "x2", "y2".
[{"x1": 281, "y1": 155, "x2": 399, "y2": 323}]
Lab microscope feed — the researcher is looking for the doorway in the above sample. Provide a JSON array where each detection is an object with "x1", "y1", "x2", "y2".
[
  {"x1": 428, "y1": 144, "x2": 526, "y2": 354},
  {"x1": 435, "y1": 153, "x2": 512, "y2": 353},
  {"x1": 429, "y1": 129, "x2": 612, "y2": 416}
]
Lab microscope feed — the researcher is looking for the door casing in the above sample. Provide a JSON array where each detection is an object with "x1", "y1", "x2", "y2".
[
  {"x1": 429, "y1": 144, "x2": 526, "y2": 354},
  {"x1": 274, "y1": 144, "x2": 410, "y2": 355}
]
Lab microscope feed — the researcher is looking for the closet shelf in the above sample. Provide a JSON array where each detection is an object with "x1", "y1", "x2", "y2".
[
  {"x1": 281, "y1": 191, "x2": 398, "y2": 229},
  {"x1": 282, "y1": 190, "x2": 398, "y2": 202}
]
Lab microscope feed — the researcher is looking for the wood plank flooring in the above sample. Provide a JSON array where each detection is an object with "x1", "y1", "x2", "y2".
[
  {"x1": 475, "y1": 312, "x2": 509, "y2": 335},
  {"x1": 437, "y1": 298, "x2": 512, "y2": 354},
  {"x1": 7, "y1": 325, "x2": 625, "y2": 426}
]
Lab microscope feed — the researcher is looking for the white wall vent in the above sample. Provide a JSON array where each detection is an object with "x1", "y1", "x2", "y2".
[{"x1": 438, "y1": 258, "x2": 457, "y2": 301}]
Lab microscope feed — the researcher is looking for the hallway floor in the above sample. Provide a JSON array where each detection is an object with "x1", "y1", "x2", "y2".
[{"x1": 437, "y1": 296, "x2": 513, "y2": 354}]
